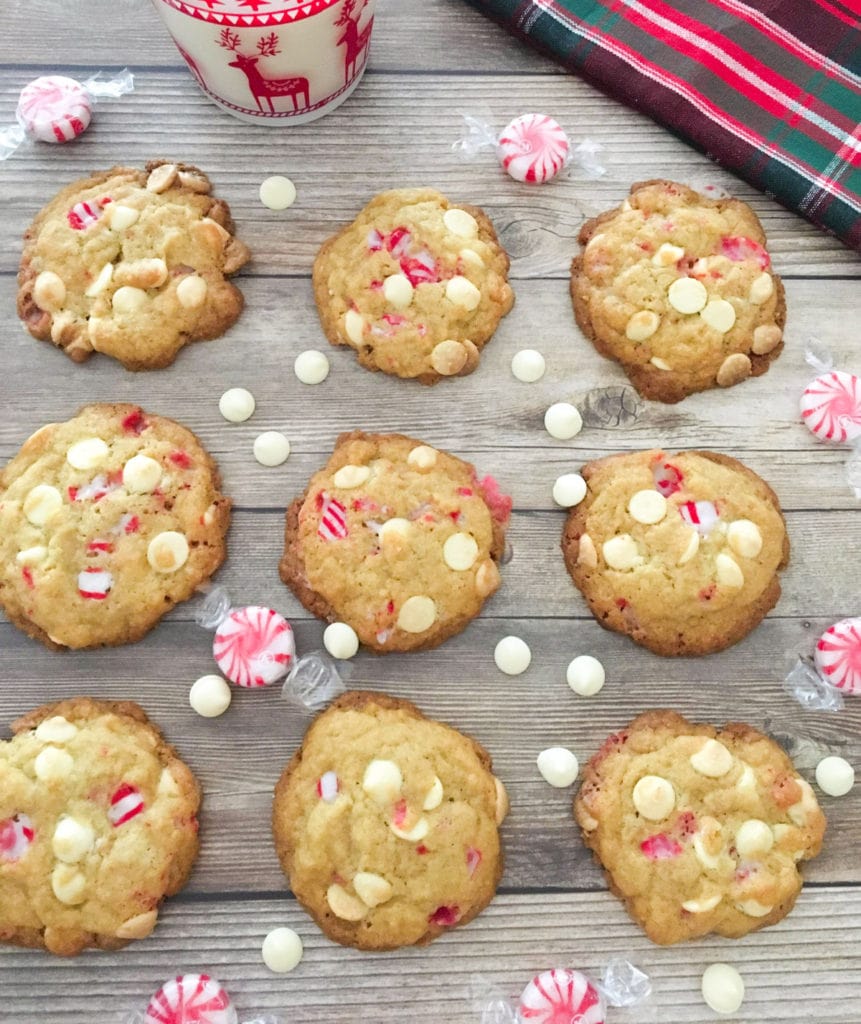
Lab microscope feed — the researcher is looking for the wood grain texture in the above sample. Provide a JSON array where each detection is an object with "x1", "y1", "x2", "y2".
[{"x1": 0, "y1": 0, "x2": 859, "y2": 1021}]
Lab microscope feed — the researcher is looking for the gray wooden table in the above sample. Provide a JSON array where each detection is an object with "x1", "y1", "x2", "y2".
[{"x1": 1, "y1": 1, "x2": 859, "y2": 1021}]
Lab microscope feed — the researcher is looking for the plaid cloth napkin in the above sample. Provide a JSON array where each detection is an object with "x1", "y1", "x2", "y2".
[{"x1": 461, "y1": 0, "x2": 861, "y2": 251}]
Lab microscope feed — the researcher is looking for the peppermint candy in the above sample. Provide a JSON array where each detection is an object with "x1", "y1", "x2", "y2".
[
  {"x1": 0, "y1": 814, "x2": 35, "y2": 862},
  {"x1": 67, "y1": 198, "x2": 109, "y2": 231},
  {"x1": 213, "y1": 606, "x2": 295, "y2": 688},
  {"x1": 652, "y1": 460, "x2": 683, "y2": 497},
  {"x1": 77, "y1": 568, "x2": 113, "y2": 600},
  {"x1": 144, "y1": 974, "x2": 237, "y2": 1024},
  {"x1": 498, "y1": 114, "x2": 570, "y2": 184},
  {"x1": 317, "y1": 771, "x2": 340, "y2": 802},
  {"x1": 318, "y1": 495, "x2": 348, "y2": 541},
  {"x1": 815, "y1": 617, "x2": 861, "y2": 696},
  {"x1": 109, "y1": 782, "x2": 145, "y2": 826},
  {"x1": 518, "y1": 968, "x2": 605, "y2": 1024},
  {"x1": 17, "y1": 75, "x2": 92, "y2": 144},
  {"x1": 679, "y1": 500, "x2": 720, "y2": 534},
  {"x1": 800, "y1": 371, "x2": 861, "y2": 444}
]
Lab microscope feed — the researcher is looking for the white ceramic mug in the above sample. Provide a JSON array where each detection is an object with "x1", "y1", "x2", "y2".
[{"x1": 150, "y1": 0, "x2": 376, "y2": 125}]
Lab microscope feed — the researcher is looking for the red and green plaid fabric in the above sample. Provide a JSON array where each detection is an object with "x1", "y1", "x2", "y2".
[{"x1": 461, "y1": 0, "x2": 861, "y2": 251}]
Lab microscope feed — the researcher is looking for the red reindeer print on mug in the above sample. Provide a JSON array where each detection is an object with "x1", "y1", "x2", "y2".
[
  {"x1": 336, "y1": 0, "x2": 374, "y2": 85},
  {"x1": 218, "y1": 29, "x2": 310, "y2": 113}
]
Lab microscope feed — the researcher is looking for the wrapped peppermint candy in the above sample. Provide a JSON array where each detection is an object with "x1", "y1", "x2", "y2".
[
  {"x1": 1, "y1": 69, "x2": 134, "y2": 160},
  {"x1": 800, "y1": 342, "x2": 861, "y2": 497},
  {"x1": 454, "y1": 112, "x2": 605, "y2": 183},
  {"x1": 124, "y1": 972, "x2": 281, "y2": 1024},
  {"x1": 783, "y1": 616, "x2": 861, "y2": 711}
]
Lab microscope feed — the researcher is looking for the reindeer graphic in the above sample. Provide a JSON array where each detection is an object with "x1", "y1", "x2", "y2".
[
  {"x1": 336, "y1": 0, "x2": 374, "y2": 85},
  {"x1": 218, "y1": 30, "x2": 310, "y2": 113}
]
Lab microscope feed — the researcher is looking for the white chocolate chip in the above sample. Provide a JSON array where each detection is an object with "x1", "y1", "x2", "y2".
[
  {"x1": 652, "y1": 242, "x2": 685, "y2": 267},
  {"x1": 678, "y1": 529, "x2": 700, "y2": 565},
  {"x1": 475, "y1": 559, "x2": 501, "y2": 597},
  {"x1": 459, "y1": 248, "x2": 484, "y2": 270},
  {"x1": 343, "y1": 309, "x2": 366, "y2": 346},
  {"x1": 716, "y1": 352, "x2": 752, "y2": 387},
  {"x1": 51, "y1": 864, "x2": 87, "y2": 905},
  {"x1": 116, "y1": 257, "x2": 168, "y2": 290},
  {"x1": 112, "y1": 286, "x2": 147, "y2": 314},
  {"x1": 176, "y1": 274, "x2": 207, "y2": 309},
  {"x1": 511, "y1": 349, "x2": 546, "y2": 382},
  {"x1": 122, "y1": 454, "x2": 162, "y2": 493},
  {"x1": 577, "y1": 533, "x2": 598, "y2": 568},
  {"x1": 422, "y1": 777, "x2": 444, "y2": 811},
  {"x1": 749, "y1": 272, "x2": 774, "y2": 304},
  {"x1": 323, "y1": 622, "x2": 359, "y2": 660},
  {"x1": 147, "y1": 531, "x2": 189, "y2": 573},
  {"x1": 397, "y1": 595, "x2": 437, "y2": 633},
  {"x1": 536, "y1": 747, "x2": 579, "y2": 788},
  {"x1": 788, "y1": 778, "x2": 819, "y2": 826},
  {"x1": 362, "y1": 760, "x2": 403, "y2": 803},
  {"x1": 115, "y1": 910, "x2": 158, "y2": 939},
  {"x1": 566, "y1": 655, "x2": 605, "y2": 696},
  {"x1": 253, "y1": 432, "x2": 290, "y2": 467},
  {"x1": 219, "y1": 387, "x2": 255, "y2": 423},
  {"x1": 261, "y1": 927, "x2": 303, "y2": 973},
  {"x1": 189, "y1": 674, "x2": 232, "y2": 718},
  {"x1": 34, "y1": 746, "x2": 73, "y2": 782},
  {"x1": 494, "y1": 776, "x2": 509, "y2": 825},
  {"x1": 752, "y1": 324, "x2": 782, "y2": 355},
  {"x1": 68, "y1": 436, "x2": 109, "y2": 471},
  {"x1": 544, "y1": 403, "x2": 583, "y2": 440},
  {"x1": 16, "y1": 545, "x2": 47, "y2": 566},
  {"x1": 294, "y1": 350, "x2": 330, "y2": 385},
  {"x1": 23, "y1": 484, "x2": 62, "y2": 526},
  {"x1": 650, "y1": 356, "x2": 671, "y2": 370},
  {"x1": 667, "y1": 277, "x2": 708, "y2": 314},
  {"x1": 52, "y1": 817, "x2": 95, "y2": 863},
  {"x1": 378, "y1": 518, "x2": 412, "y2": 548},
  {"x1": 693, "y1": 832, "x2": 723, "y2": 871},
  {"x1": 326, "y1": 883, "x2": 367, "y2": 921},
  {"x1": 690, "y1": 739, "x2": 734, "y2": 778},
  {"x1": 445, "y1": 276, "x2": 481, "y2": 311},
  {"x1": 259, "y1": 175, "x2": 297, "y2": 210},
  {"x1": 737, "y1": 763, "x2": 757, "y2": 793},
  {"x1": 353, "y1": 872, "x2": 393, "y2": 907},
  {"x1": 430, "y1": 339, "x2": 468, "y2": 376},
  {"x1": 702, "y1": 964, "x2": 744, "y2": 1015},
  {"x1": 333, "y1": 464, "x2": 370, "y2": 489},
  {"x1": 700, "y1": 298, "x2": 737, "y2": 333},
  {"x1": 389, "y1": 817, "x2": 429, "y2": 842},
  {"x1": 33, "y1": 270, "x2": 67, "y2": 310},
  {"x1": 632, "y1": 775, "x2": 675, "y2": 820},
  {"x1": 736, "y1": 899, "x2": 773, "y2": 918},
  {"x1": 625, "y1": 310, "x2": 661, "y2": 342},
  {"x1": 443, "y1": 533, "x2": 479, "y2": 571},
  {"x1": 383, "y1": 273, "x2": 414, "y2": 308},
  {"x1": 407, "y1": 445, "x2": 437, "y2": 471},
  {"x1": 146, "y1": 163, "x2": 178, "y2": 193},
  {"x1": 627, "y1": 489, "x2": 667, "y2": 525},
  {"x1": 494, "y1": 635, "x2": 531, "y2": 675},
  {"x1": 443, "y1": 208, "x2": 479, "y2": 238},
  {"x1": 108, "y1": 203, "x2": 140, "y2": 231},
  {"x1": 716, "y1": 552, "x2": 744, "y2": 588},
  {"x1": 727, "y1": 519, "x2": 763, "y2": 558},
  {"x1": 682, "y1": 893, "x2": 722, "y2": 914},
  {"x1": 34, "y1": 716, "x2": 78, "y2": 744},
  {"x1": 552, "y1": 473, "x2": 587, "y2": 508},
  {"x1": 602, "y1": 534, "x2": 643, "y2": 571},
  {"x1": 735, "y1": 819, "x2": 774, "y2": 858},
  {"x1": 157, "y1": 768, "x2": 180, "y2": 798},
  {"x1": 815, "y1": 755, "x2": 855, "y2": 797}
]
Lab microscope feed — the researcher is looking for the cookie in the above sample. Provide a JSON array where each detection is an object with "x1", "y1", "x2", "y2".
[
  {"x1": 279, "y1": 431, "x2": 511, "y2": 653},
  {"x1": 570, "y1": 180, "x2": 786, "y2": 403},
  {"x1": 272, "y1": 691, "x2": 508, "y2": 950},
  {"x1": 0, "y1": 403, "x2": 230, "y2": 649},
  {"x1": 561, "y1": 449, "x2": 789, "y2": 656},
  {"x1": 575, "y1": 711, "x2": 825, "y2": 945},
  {"x1": 312, "y1": 188, "x2": 514, "y2": 383},
  {"x1": 18, "y1": 161, "x2": 250, "y2": 370},
  {"x1": 0, "y1": 697, "x2": 200, "y2": 956}
]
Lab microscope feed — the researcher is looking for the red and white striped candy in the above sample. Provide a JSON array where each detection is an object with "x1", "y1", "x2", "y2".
[
  {"x1": 108, "y1": 782, "x2": 145, "y2": 826},
  {"x1": 213, "y1": 606, "x2": 295, "y2": 688},
  {"x1": 144, "y1": 974, "x2": 237, "y2": 1024},
  {"x1": 318, "y1": 494, "x2": 348, "y2": 541},
  {"x1": 652, "y1": 460, "x2": 684, "y2": 497},
  {"x1": 800, "y1": 371, "x2": 861, "y2": 444},
  {"x1": 815, "y1": 617, "x2": 861, "y2": 696},
  {"x1": 679, "y1": 500, "x2": 720, "y2": 534},
  {"x1": 0, "y1": 814, "x2": 35, "y2": 862},
  {"x1": 67, "y1": 198, "x2": 108, "y2": 231},
  {"x1": 498, "y1": 114, "x2": 570, "y2": 184},
  {"x1": 519, "y1": 968, "x2": 605, "y2": 1024},
  {"x1": 317, "y1": 770, "x2": 340, "y2": 802},
  {"x1": 78, "y1": 567, "x2": 113, "y2": 600},
  {"x1": 16, "y1": 75, "x2": 92, "y2": 144}
]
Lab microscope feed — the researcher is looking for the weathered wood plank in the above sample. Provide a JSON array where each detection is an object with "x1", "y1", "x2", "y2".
[{"x1": 1, "y1": 890, "x2": 859, "y2": 1023}]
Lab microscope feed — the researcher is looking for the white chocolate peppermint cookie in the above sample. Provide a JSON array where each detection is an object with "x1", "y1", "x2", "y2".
[
  {"x1": 0, "y1": 698, "x2": 200, "y2": 956},
  {"x1": 0, "y1": 404, "x2": 230, "y2": 649},
  {"x1": 279, "y1": 431, "x2": 511, "y2": 653},
  {"x1": 312, "y1": 188, "x2": 514, "y2": 383},
  {"x1": 272, "y1": 691, "x2": 507, "y2": 949},
  {"x1": 576, "y1": 711, "x2": 826, "y2": 945},
  {"x1": 571, "y1": 180, "x2": 786, "y2": 403},
  {"x1": 562, "y1": 449, "x2": 788, "y2": 656}
]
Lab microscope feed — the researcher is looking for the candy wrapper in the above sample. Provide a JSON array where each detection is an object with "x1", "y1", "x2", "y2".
[
  {"x1": 454, "y1": 112, "x2": 605, "y2": 183},
  {"x1": 783, "y1": 616, "x2": 861, "y2": 711},
  {"x1": 194, "y1": 586, "x2": 345, "y2": 711},
  {"x1": 1, "y1": 69, "x2": 134, "y2": 160},
  {"x1": 123, "y1": 972, "x2": 281, "y2": 1024},
  {"x1": 800, "y1": 342, "x2": 861, "y2": 497}
]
